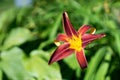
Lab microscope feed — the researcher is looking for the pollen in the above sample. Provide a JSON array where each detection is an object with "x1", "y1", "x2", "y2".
[{"x1": 68, "y1": 36, "x2": 82, "y2": 51}]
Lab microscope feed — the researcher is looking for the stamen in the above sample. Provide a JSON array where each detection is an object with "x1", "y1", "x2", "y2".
[
  {"x1": 54, "y1": 40, "x2": 61, "y2": 46},
  {"x1": 90, "y1": 27, "x2": 96, "y2": 34}
]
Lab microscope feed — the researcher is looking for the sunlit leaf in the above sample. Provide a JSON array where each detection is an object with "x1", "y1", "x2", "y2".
[
  {"x1": 3, "y1": 27, "x2": 32, "y2": 50},
  {"x1": 0, "y1": 47, "x2": 31, "y2": 80},
  {"x1": 23, "y1": 50, "x2": 62, "y2": 80}
]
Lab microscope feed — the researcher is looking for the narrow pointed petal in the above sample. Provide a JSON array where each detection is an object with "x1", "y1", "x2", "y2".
[
  {"x1": 63, "y1": 12, "x2": 78, "y2": 37},
  {"x1": 78, "y1": 25, "x2": 91, "y2": 35},
  {"x1": 48, "y1": 43, "x2": 73, "y2": 64},
  {"x1": 82, "y1": 34, "x2": 106, "y2": 48},
  {"x1": 76, "y1": 49, "x2": 88, "y2": 69},
  {"x1": 56, "y1": 34, "x2": 68, "y2": 42}
]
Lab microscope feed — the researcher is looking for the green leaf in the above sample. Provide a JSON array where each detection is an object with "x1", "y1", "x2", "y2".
[
  {"x1": 112, "y1": 2, "x2": 120, "y2": 8},
  {"x1": 84, "y1": 47, "x2": 107, "y2": 80},
  {"x1": 63, "y1": 54, "x2": 80, "y2": 70},
  {"x1": 39, "y1": 13, "x2": 62, "y2": 49},
  {"x1": 63, "y1": 54, "x2": 82, "y2": 79},
  {"x1": 23, "y1": 50, "x2": 62, "y2": 80},
  {"x1": 0, "y1": 8, "x2": 16, "y2": 31},
  {"x1": 106, "y1": 76, "x2": 111, "y2": 80},
  {"x1": 0, "y1": 70, "x2": 2, "y2": 80},
  {"x1": 114, "y1": 31, "x2": 120, "y2": 57},
  {"x1": 16, "y1": 8, "x2": 30, "y2": 24},
  {"x1": 95, "y1": 47, "x2": 112, "y2": 80},
  {"x1": 105, "y1": 20, "x2": 117, "y2": 30},
  {"x1": 3, "y1": 27, "x2": 32, "y2": 50},
  {"x1": 49, "y1": 13, "x2": 62, "y2": 40},
  {"x1": 0, "y1": 47, "x2": 31, "y2": 80}
]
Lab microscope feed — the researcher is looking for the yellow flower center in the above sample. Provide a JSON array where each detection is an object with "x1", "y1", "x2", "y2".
[{"x1": 68, "y1": 36, "x2": 82, "y2": 51}]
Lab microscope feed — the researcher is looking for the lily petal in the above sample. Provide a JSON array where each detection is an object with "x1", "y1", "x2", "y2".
[
  {"x1": 63, "y1": 12, "x2": 78, "y2": 37},
  {"x1": 78, "y1": 25, "x2": 91, "y2": 35},
  {"x1": 82, "y1": 34, "x2": 106, "y2": 47},
  {"x1": 56, "y1": 34, "x2": 68, "y2": 42},
  {"x1": 76, "y1": 49, "x2": 88, "y2": 69},
  {"x1": 48, "y1": 43, "x2": 73, "y2": 64}
]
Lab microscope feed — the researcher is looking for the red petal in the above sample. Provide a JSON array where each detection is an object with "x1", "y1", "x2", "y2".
[
  {"x1": 63, "y1": 12, "x2": 78, "y2": 37},
  {"x1": 48, "y1": 43, "x2": 73, "y2": 64},
  {"x1": 56, "y1": 34, "x2": 68, "y2": 42},
  {"x1": 82, "y1": 34, "x2": 106, "y2": 48},
  {"x1": 76, "y1": 49, "x2": 88, "y2": 69},
  {"x1": 78, "y1": 25, "x2": 91, "y2": 35}
]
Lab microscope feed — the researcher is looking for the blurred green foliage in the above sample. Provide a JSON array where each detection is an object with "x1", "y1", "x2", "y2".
[{"x1": 0, "y1": 0, "x2": 120, "y2": 80}]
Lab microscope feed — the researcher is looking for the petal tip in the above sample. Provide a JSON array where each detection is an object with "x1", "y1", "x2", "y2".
[
  {"x1": 63, "y1": 12, "x2": 69, "y2": 20},
  {"x1": 81, "y1": 63, "x2": 88, "y2": 69},
  {"x1": 48, "y1": 57, "x2": 53, "y2": 65},
  {"x1": 100, "y1": 33, "x2": 106, "y2": 38},
  {"x1": 63, "y1": 12, "x2": 68, "y2": 16},
  {"x1": 76, "y1": 50, "x2": 88, "y2": 69},
  {"x1": 102, "y1": 33, "x2": 106, "y2": 37},
  {"x1": 48, "y1": 60, "x2": 52, "y2": 65}
]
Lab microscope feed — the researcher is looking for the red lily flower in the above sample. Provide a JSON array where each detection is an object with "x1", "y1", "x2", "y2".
[{"x1": 48, "y1": 12, "x2": 106, "y2": 69}]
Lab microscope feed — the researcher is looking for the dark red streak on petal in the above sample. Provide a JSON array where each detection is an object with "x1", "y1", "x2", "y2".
[
  {"x1": 48, "y1": 43, "x2": 73, "y2": 64},
  {"x1": 56, "y1": 34, "x2": 68, "y2": 42},
  {"x1": 82, "y1": 34, "x2": 106, "y2": 48},
  {"x1": 76, "y1": 49, "x2": 88, "y2": 69},
  {"x1": 78, "y1": 25, "x2": 91, "y2": 36},
  {"x1": 63, "y1": 12, "x2": 78, "y2": 37}
]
